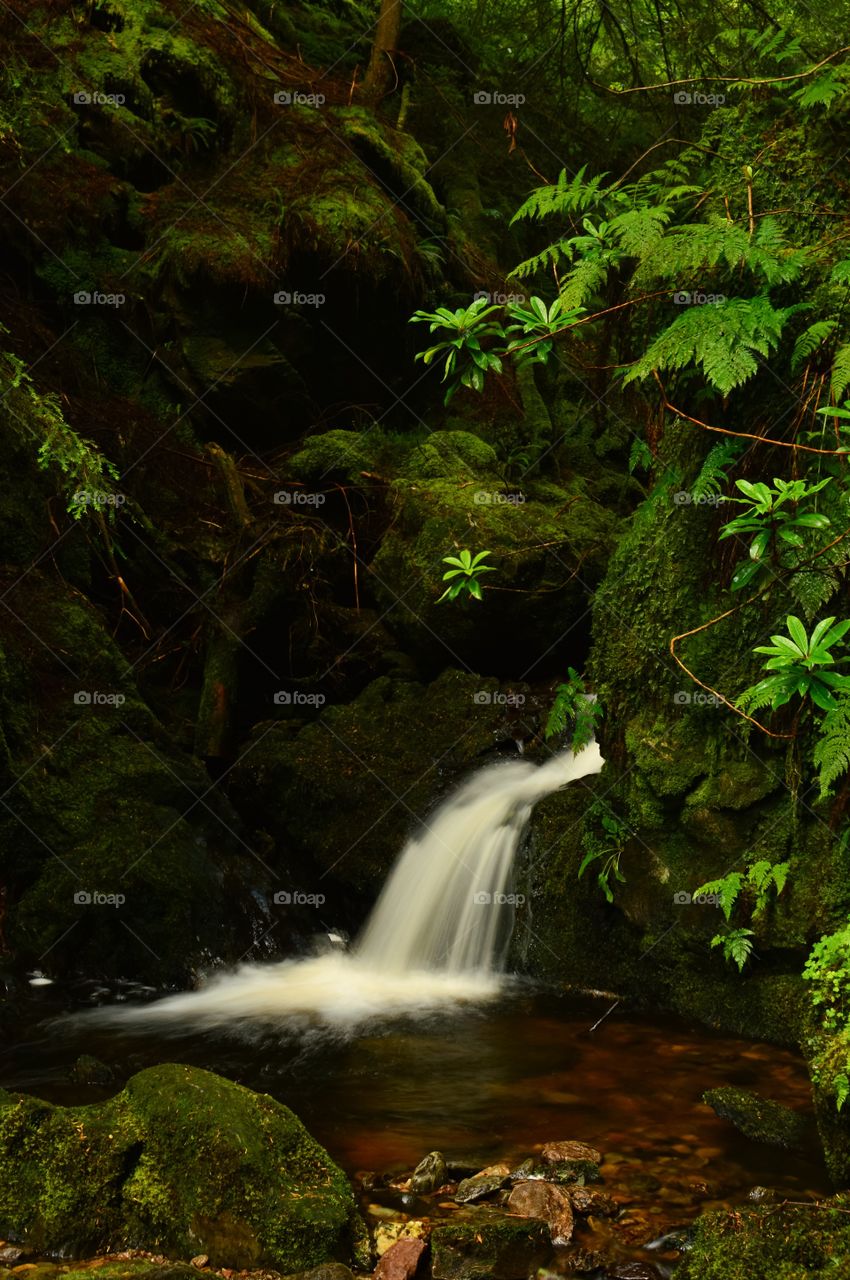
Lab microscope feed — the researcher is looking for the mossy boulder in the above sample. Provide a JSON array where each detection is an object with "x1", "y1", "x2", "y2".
[
  {"x1": 702, "y1": 1086, "x2": 813, "y2": 1150},
  {"x1": 0, "y1": 1064, "x2": 356, "y2": 1270},
  {"x1": 231, "y1": 669, "x2": 537, "y2": 898},
  {"x1": 676, "y1": 1198, "x2": 850, "y2": 1279}
]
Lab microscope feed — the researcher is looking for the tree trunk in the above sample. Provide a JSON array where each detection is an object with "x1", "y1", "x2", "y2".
[{"x1": 363, "y1": 0, "x2": 402, "y2": 99}]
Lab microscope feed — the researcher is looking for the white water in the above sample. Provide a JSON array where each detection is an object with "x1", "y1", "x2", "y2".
[{"x1": 86, "y1": 742, "x2": 603, "y2": 1033}]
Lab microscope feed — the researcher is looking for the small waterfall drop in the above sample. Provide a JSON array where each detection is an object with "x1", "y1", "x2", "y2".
[{"x1": 84, "y1": 742, "x2": 603, "y2": 1033}]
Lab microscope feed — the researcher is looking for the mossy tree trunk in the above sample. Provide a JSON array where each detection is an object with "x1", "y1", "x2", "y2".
[{"x1": 363, "y1": 0, "x2": 403, "y2": 99}]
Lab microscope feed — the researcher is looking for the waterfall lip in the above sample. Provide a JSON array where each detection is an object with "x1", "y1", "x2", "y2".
[{"x1": 72, "y1": 743, "x2": 604, "y2": 1037}]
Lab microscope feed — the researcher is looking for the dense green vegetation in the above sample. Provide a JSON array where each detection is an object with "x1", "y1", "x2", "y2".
[{"x1": 6, "y1": 0, "x2": 850, "y2": 1275}]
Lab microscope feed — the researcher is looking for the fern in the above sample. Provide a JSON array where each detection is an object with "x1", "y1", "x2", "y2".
[
  {"x1": 831, "y1": 345, "x2": 850, "y2": 399},
  {"x1": 624, "y1": 296, "x2": 797, "y2": 396},
  {"x1": 511, "y1": 165, "x2": 611, "y2": 225},
  {"x1": 628, "y1": 437, "x2": 653, "y2": 474},
  {"x1": 558, "y1": 254, "x2": 614, "y2": 309},
  {"x1": 814, "y1": 698, "x2": 850, "y2": 797},
  {"x1": 791, "y1": 319, "x2": 838, "y2": 372},
  {"x1": 790, "y1": 567, "x2": 840, "y2": 620},
  {"x1": 711, "y1": 928, "x2": 756, "y2": 971},
  {"x1": 693, "y1": 871, "x2": 744, "y2": 921},
  {"x1": 831, "y1": 260, "x2": 850, "y2": 285},
  {"x1": 608, "y1": 204, "x2": 672, "y2": 256},
  {"x1": 793, "y1": 70, "x2": 846, "y2": 112},
  {"x1": 691, "y1": 441, "x2": 743, "y2": 499}
]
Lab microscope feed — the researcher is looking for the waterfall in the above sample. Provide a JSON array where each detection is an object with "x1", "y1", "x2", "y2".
[{"x1": 83, "y1": 743, "x2": 603, "y2": 1033}]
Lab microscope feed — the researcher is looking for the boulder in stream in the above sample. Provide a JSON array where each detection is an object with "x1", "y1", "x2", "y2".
[
  {"x1": 507, "y1": 1179, "x2": 574, "y2": 1243},
  {"x1": 410, "y1": 1150, "x2": 448, "y2": 1194},
  {"x1": 0, "y1": 1064, "x2": 357, "y2": 1271},
  {"x1": 454, "y1": 1163, "x2": 511, "y2": 1203},
  {"x1": 702, "y1": 1086, "x2": 813, "y2": 1150},
  {"x1": 430, "y1": 1218, "x2": 549, "y2": 1280}
]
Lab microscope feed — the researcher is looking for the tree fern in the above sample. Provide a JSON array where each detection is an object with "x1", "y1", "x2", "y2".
[
  {"x1": 790, "y1": 567, "x2": 841, "y2": 620},
  {"x1": 624, "y1": 296, "x2": 797, "y2": 396},
  {"x1": 558, "y1": 254, "x2": 614, "y2": 308},
  {"x1": 511, "y1": 165, "x2": 611, "y2": 225},
  {"x1": 814, "y1": 699, "x2": 850, "y2": 797},
  {"x1": 792, "y1": 319, "x2": 838, "y2": 372},
  {"x1": 793, "y1": 70, "x2": 846, "y2": 112},
  {"x1": 691, "y1": 441, "x2": 743, "y2": 499},
  {"x1": 831, "y1": 345, "x2": 850, "y2": 399}
]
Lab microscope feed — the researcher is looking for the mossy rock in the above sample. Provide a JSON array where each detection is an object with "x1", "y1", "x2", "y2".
[
  {"x1": 430, "y1": 1217, "x2": 550, "y2": 1280},
  {"x1": 676, "y1": 1198, "x2": 850, "y2": 1279},
  {"x1": 230, "y1": 670, "x2": 534, "y2": 896},
  {"x1": 0, "y1": 1065, "x2": 356, "y2": 1270},
  {"x1": 702, "y1": 1086, "x2": 813, "y2": 1150}
]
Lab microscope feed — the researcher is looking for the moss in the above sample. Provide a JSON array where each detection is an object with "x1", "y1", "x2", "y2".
[
  {"x1": 0, "y1": 1065, "x2": 355, "y2": 1270},
  {"x1": 676, "y1": 1199, "x2": 850, "y2": 1280},
  {"x1": 702, "y1": 1087, "x2": 813, "y2": 1150},
  {"x1": 430, "y1": 1218, "x2": 549, "y2": 1280}
]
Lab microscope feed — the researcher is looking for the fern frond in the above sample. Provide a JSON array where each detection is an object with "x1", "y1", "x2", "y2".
[
  {"x1": 815, "y1": 698, "x2": 850, "y2": 797},
  {"x1": 692, "y1": 441, "x2": 743, "y2": 499},
  {"x1": 511, "y1": 166, "x2": 611, "y2": 225},
  {"x1": 832, "y1": 345, "x2": 850, "y2": 399},
  {"x1": 558, "y1": 254, "x2": 613, "y2": 309},
  {"x1": 790, "y1": 568, "x2": 840, "y2": 621},
  {"x1": 791, "y1": 319, "x2": 838, "y2": 372}
]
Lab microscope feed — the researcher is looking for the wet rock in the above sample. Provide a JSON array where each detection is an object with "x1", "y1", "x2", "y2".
[
  {"x1": 702, "y1": 1087, "x2": 813, "y2": 1150},
  {"x1": 430, "y1": 1218, "x2": 549, "y2": 1279},
  {"x1": 68, "y1": 1055, "x2": 115, "y2": 1086},
  {"x1": 647, "y1": 1227, "x2": 695, "y2": 1253},
  {"x1": 675, "y1": 1197, "x2": 850, "y2": 1277},
  {"x1": 373, "y1": 1237, "x2": 426, "y2": 1280},
  {"x1": 567, "y1": 1186, "x2": 619, "y2": 1216},
  {"x1": 508, "y1": 1158, "x2": 539, "y2": 1181},
  {"x1": 747, "y1": 1186, "x2": 777, "y2": 1203},
  {"x1": 189, "y1": 1257, "x2": 208, "y2": 1269},
  {"x1": 0, "y1": 1064, "x2": 355, "y2": 1271},
  {"x1": 541, "y1": 1140, "x2": 603, "y2": 1164},
  {"x1": 410, "y1": 1151, "x2": 448, "y2": 1194},
  {"x1": 0, "y1": 1246, "x2": 27, "y2": 1263},
  {"x1": 605, "y1": 1264, "x2": 662, "y2": 1279},
  {"x1": 374, "y1": 1222, "x2": 428, "y2": 1257},
  {"x1": 285, "y1": 1267, "x2": 354, "y2": 1280},
  {"x1": 547, "y1": 1159, "x2": 602, "y2": 1186},
  {"x1": 454, "y1": 1164, "x2": 510, "y2": 1204},
  {"x1": 507, "y1": 1179, "x2": 574, "y2": 1243}
]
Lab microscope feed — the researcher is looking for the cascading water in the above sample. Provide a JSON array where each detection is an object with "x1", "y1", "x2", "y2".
[{"x1": 85, "y1": 742, "x2": 603, "y2": 1033}]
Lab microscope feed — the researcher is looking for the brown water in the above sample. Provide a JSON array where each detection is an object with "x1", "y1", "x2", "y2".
[{"x1": 0, "y1": 981, "x2": 829, "y2": 1274}]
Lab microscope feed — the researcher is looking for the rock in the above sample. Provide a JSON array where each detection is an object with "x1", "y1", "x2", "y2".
[
  {"x1": 540, "y1": 1140, "x2": 603, "y2": 1164},
  {"x1": 547, "y1": 1159, "x2": 602, "y2": 1186},
  {"x1": 430, "y1": 1218, "x2": 549, "y2": 1280},
  {"x1": 606, "y1": 1265, "x2": 662, "y2": 1279},
  {"x1": 0, "y1": 1246, "x2": 26, "y2": 1263},
  {"x1": 747, "y1": 1186, "x2": 777, "y2": 1203},
  {"x1": 189, "y1": 1258, "x2": 209, "y2": 1270},
  {"x1": 567, "y1": 1185, "x2": 619, "y2": 1216},
  {"x1": 702, "y1": 1087, "x2": 813, "y2": 1150},
  {"x1": 410, "y1": 1151, "x2": 448, "y2": 1194},
  {"x1": 374, "y1": 1222, "x2": 428, "y2": 1257},
  {"x1": 373, "y1": 1237, "x2": 426, "y2": 1279},
  {"x1": 507, "y1": 1180, "x2": 574, "y2": 1243},
  {"x1": 676, "y1": 1196, "x2": 850, "y2": 1278},
  {"x1": 67, "y1": 1055, "x2": 114, "y2": 1086},
  {"x1": 0, "y1": 1064, "x2": 356, "y2": 1270},
  {"x1": 285, "y1": 1268, "x2": 354, "y2": 1280},
  {"x1": 454, "y1": 1164, "x2": 511, "y2": 1204}
]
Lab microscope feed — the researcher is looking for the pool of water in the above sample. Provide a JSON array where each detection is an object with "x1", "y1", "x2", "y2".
[{"x1": 1, "y1": 979, "x2": 827, "y2": 1269}]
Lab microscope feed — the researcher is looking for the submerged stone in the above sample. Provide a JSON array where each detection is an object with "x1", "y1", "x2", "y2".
[
  {"x1": 430, "y1": 1218, "x2": 549, "y2": 1280},
  {"x1": 410, "y1": 1150, "x2": 448, "y2": 1194},
  {"x1": 507, "y1": 1179, "x2": 574, "y2": 1243}
]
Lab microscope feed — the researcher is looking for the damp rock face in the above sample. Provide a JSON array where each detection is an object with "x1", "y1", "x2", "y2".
[
  {"x1": 702, "y1": 1086, "x2": 813, "y2": 1150},
  {"x1": 430, "y1": 1218, "x2": 549, "y2": 1280},
  {"x1": 0, "y1": 1064, "x2": 356, "y2": 1272}
]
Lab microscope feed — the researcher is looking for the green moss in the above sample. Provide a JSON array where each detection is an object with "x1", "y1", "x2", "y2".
[
  {"x1": 430, "y1": 1217, "x2": 549, "y2": 1280},
  {"x1": 702, "y1": 1086, "x2": 813, "y2": 1149},
  {"x1": 676, "y1": 1199, "x2": 850, "y2": 1280},
  {"x1": 0, "y1": 1065, "x2": 355, "y2": 1270}
]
